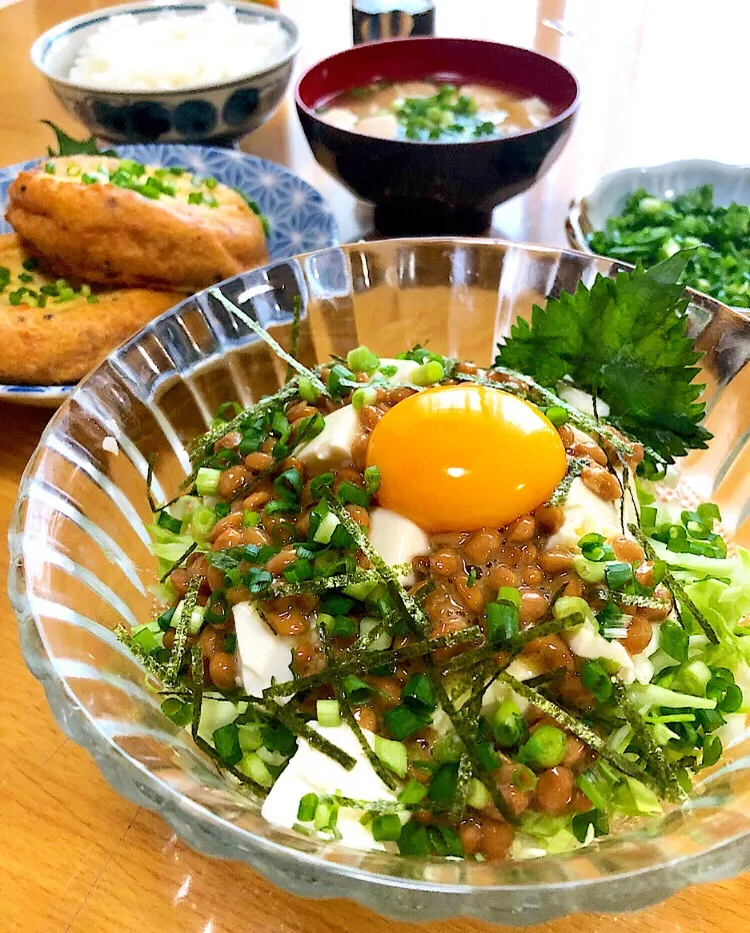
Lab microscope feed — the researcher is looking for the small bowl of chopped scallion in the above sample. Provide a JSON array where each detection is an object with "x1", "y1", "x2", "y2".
[{"x1": 567, "y1": 160, "x2": 750, "y2": 309}]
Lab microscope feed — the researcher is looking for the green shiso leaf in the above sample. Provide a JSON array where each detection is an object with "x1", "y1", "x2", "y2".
[{"x1": 495, "y1": 252, "x2": 712, "y2": 463}]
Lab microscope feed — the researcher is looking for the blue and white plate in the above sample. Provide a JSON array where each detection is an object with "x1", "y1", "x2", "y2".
[{"x1": 0, "y1": 144, "x2": 338, "y2": 407}]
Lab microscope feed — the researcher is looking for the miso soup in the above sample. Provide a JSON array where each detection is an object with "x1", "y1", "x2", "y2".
[{"x1": 319, "y1": 80, "x2": 551, "y2": 141}]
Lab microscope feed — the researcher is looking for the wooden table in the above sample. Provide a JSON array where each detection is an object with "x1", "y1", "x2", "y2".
[{"x1": 1, "y1": 1, "x2": 748, "y2": 931}]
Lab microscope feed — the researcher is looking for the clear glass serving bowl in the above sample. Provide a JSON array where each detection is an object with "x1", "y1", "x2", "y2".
[{"x1": 9, "y1": 239, "x2": 750, "y2": 925}]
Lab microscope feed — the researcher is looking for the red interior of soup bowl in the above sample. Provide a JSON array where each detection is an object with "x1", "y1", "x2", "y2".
[{"x1": 297, "y1": 37, "x2": 579, "y2": 129}]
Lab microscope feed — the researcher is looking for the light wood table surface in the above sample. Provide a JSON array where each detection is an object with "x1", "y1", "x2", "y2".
[{"x1": 1, "y1": 1, "x2": 749, "y2": 931}]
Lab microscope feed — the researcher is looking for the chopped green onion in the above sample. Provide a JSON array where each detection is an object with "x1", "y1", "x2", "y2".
[
  {"x1": 298, "y1": 376, "x2": 320, "y2": 403},
  {"x1": 156, "y1": 510, "x2": 182, "y2": 534},
  {"x1": 191, "y1": 504, "x2": 216, "y2": 538},
  {"x1": 399, "y1": 778, "x2": 428, "y2": 805},
  {"x1": 398, "y1": 820, "x2": 431, "y2": 856},
  {"x1": 237, "y1": 752, "x2": 274, "y2": 788},
  {"x1": 309, "y1": 473, "x2": 334, "y2": 498},
  {"x1": 512, "y1": 764, "x2": 537, "y2": 792},
  {"x1": 313, "y1": 511, "x2": 340, "y2": 545},
  {"x1": 517, "y1": 725, "x2": 567, "y2": 769},
  {"x1": 324, "y1": 615, "x2": 356, "y2": 639},
  {"x1": 131, "y1": 625, "x2": 160, "y2": 653},
  {"x1": 238, "y1": 723, "x2": 263, "y2": 752},
  {"x1": 581, "y1": 660, "x2": 614, "y2": 703},
  {"x1": 495, "y1": 586, "x2": 518, "y2": 607},
  {"x1": 352, "y1": 386, "x2": 378, "y2": 411},
  {"x1": 677, "y1": 658, "x2": 712, "y2": 695},
  {"x1": 242, "y1": 509, "x2": 260, "y2": 528},
  {"x1": 374, "y1": 735, "x2": 408, "y2": 777},
  {"x1": 605, "y1": 561, "x2": 633, "y2": 590},
  {"x1": 576, "y1": 762, "x2": 618, "y2": 810},
  {"x1": 347, "y1": 345, "x2": 380, "y2": 374},
  {"x1": 701, "y1": 734, "x2": 723, "y2": 769},
  {"x1": 316, "y1": 699, "x2": 341, "y2": 727},
  {"x1": 466, "y1": 778, "x2": 490, "y2": 810},
  {"x1": 243, "y1": 567, "x2": 273, "y2": 594},
  {"x1": 338, "y1": 481, "x2": 370, "y2": 507},
  {"x1": 571, "y1": 809, "x2": 608, "y2": 843},
  {"x1": 428, "y1": 763, "x2": 459, "y2": 801},
  {"x1": 428, "y1": 825, "x2": 463, "y2": 857},
  {"x1": 697, "y1": 502, "x2": 721, "y2": 527},
  {"x1": 660, "y1": 620, "x2": 689, "y2": 663},
  {"x1": 433, "y1": 732, "x2": 462, "y2": 764},
  {"x1": 486, "y1": 599, "x2": 519, "y2": 645},
  {"x1": 327, "y1": 363, "x2": 355, "y2": 397},
  {"x1": 157, "y1": 607, "x2": 175, "y2": 631},
  {"x1": 275, "y1": 468, "x2": 303, "y2": 498},
  {"x1": 401, "y1": 672, "x2": 436, "y2": 711},
  {"x1": 283, "y1": 558, "x2": 314, "y2": 584},
  {"x1": 161, "y1": 697, "x2": 192, "y2": 727},
  {"x1": 364, "y1": 465, "x2": 381, "y2": 494},
  {"x1": 492, "y1": 698, "x2": 524, "y2": 747},
  {"x1": 320, "y1": 594, "x2": 356, "y2": 615},
  {"x1": 578, "y1": 533, "x2": 616, "y2": 563},
  {"x1": 411, "y1": 360, "x2": 445, "y2": 386},
  {"x1": 213, "y1": 722, "x2": 242, "y2": 766},
  {"x1": 545, "y1": 405, "x2": 569, "y2": 426},
  {"x1": 195, "y1": 467, "x2": 222, "y2": 497},
  {"x1": 297, "y1": 793, "x2": 318, "y2": 822},
  {"x1": 314, "y1": 799, "x2": 338, "y2": 832},
  {"x1": 372, "y1": 813, "x2": 402, "y2": 841},
  {"x1": 383, "y1": 704, "x2": 431, "y2": 740},
  {"x1": 341, "y1": 674, "x2": 371, "y2": 700}
]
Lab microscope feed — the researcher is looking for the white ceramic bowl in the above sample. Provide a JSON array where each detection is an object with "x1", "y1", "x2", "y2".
[
  {"x1": 31, "y1": 1, "x2": 301, "y2": 145},
  {"x1": 567, "y1": 159, "x2": 750, "y2": 250}
]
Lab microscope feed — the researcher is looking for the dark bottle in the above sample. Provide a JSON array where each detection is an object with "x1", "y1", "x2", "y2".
[{"x1": 352, "y1": 1, "x2": 435, "y2": 44}]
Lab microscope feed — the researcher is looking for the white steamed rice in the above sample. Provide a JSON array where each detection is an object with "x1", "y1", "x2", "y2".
[{"x1": 68, "y1": 3, "x2": 290, "y2": 91}]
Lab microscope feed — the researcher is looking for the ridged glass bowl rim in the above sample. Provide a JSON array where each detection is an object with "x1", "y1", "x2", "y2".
[{"x1": 8, "y1": 237, "x2": 750, "y2": 921}]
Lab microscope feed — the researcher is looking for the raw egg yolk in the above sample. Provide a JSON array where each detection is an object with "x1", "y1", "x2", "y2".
[{"x1": 365, "y1": 384, "x2": 567, "y2": 532}]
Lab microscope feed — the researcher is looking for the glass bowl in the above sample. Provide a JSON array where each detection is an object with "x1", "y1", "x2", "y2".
[{"x1": 9, "y1": 239, "x2": 750, "y2": 925}]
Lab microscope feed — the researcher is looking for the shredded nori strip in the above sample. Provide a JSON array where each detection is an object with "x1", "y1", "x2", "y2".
[
  {"x1": 287, "y1": 295, "x2": 302, "y2": 382},
  {"x1": 323, "y1": 492, "x2": 515, "y2": 820},
  {"x1": 268, "y1": 569, "x2": 383, "y2": 599},
  {"x1": 263, "y1": 627, "x2": 483, "y2": 699},
  {"x1": 159, "y1": 541, "x2": 198, "y2": 584},
  {"x1": 547, "y1": 457, "x2": 587, "y2": 507},
  {"x1": 188, "y1": 645, "x2": 269, "y2": 794},
  {"x1": 260, "y1": 700, "x2": 357, "y2": 771},
  {"x1": 114, "y1": 624, "x2": 169, "y2": 679},
  {"x1": 442, "y1": 614, "x2": 586, "y2": 675},
  {"x1": 188, "y1": 378, "x2": 302, "y2": 471},
  {"x1": 318, "y1": 621, "x2": 398, "y2": 790},
  {"x1": 593, "y1": 587, "x2": 672, "y2": 611},
  {"x1": 611, "y1": 682, "x2": 685, "y2": 802},
  {"x1": 502, "y1": 674, "x2": 663, "y2": 792},
  {"x1": 209, "y1": 289, "x2": 327, "y2": 396},
  {"x1": 315, "y1": 793, "x2": 447, "y2": 814},
  {"x1": 630, "y1": 524, "x2": 719, "y2": 645},
  {"x1": 166, "y1": 574, "x2": 201, "y2": 684}
]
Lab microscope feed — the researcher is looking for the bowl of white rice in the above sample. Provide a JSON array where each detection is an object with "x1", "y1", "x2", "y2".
[{"x1": 31, "y1": 2, "x2": 301, "y2": 145}]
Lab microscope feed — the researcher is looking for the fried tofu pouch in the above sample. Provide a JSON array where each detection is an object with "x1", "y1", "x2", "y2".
[
  {"x1": 5, "y1": 156, "x2": 269, "y2": 291},
  {"x1": 0, "y1": 234, "x2": 183, "y2": 384}
]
